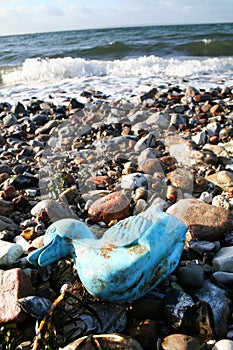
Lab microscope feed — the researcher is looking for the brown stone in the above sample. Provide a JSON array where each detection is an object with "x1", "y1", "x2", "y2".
[
  {"x1": 86, "y1": 176, "x2": 112, "y2": 188},
  {"x1": 139, "y1": 158, "x2": 162, "y2": 175},
  {"x1": 0, "y1": 185, "x2": 17, "y2": 200},
  {"x1": 0, "y1": 173, "x2": 9, "y2": 184},
  {"x1": 206, "y1": 170, "x2": 233, "y2": 191},
  {"x1": 88, "y1": 191, "x2": 131, "y2": 223},
  {"x1": 0, "y1": 268, "x2": 34, "y2": 325},
  {"x1": 20, "y1": 227, "x2": 36, "y2": 240},
  {"x1": 0, "y1": 199, "x2": 14, "y2": 215},
  {"x1": 167, "y1": 168, "x2": 193, "y2": 191},
  {"x1": 167, "y1": 198, "x2": 233, "y2": 241},
  {"x1": 201, "y1": 104, "x2": 211, "y2": 113},
  {"x1": 127, "y1": 319, "x2": 158, "y2": 350},
  {"x1": 210, "y1": 104, "x2": 221, "y2": 116},
  {"x1": 159, "y1": 156, "x2": 176, "y2": 171}
]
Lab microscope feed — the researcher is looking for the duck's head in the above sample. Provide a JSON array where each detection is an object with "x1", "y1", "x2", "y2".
[{"x1": 28, "y1": 218, "x2": 96, "y2": 267}]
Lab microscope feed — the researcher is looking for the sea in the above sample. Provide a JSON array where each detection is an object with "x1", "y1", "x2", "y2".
[{"x1": 0, "y1": 22, "x2": 233, "y2": 104}]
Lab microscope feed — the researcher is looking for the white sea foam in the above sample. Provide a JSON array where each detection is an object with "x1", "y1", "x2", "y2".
[{"x1": 1, "y1": 55, "x2": 233, "y2": 104}]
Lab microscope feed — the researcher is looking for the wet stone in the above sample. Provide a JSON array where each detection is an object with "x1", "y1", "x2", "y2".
[
  {"x1": 176, "y1": 262, "x2": 205, "y2": 289},
  {"x1": 194, "y1": 280, "x2": 231, "y2": 338},
  {"x1": 212, "y1": 271, "x2": 233, "y2": 287},
  {"x1": 162, "y1": 289, "x2": 214, "y2": 341},
  {"x1": 213, "y1": 247, "x2": 233, "y2": 272}
]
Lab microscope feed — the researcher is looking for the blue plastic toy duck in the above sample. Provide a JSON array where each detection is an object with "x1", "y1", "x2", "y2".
[{"x1": 28, "y1": 205, "x2": 186, "y2": 303}]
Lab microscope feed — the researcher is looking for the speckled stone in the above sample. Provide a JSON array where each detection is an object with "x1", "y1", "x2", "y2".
[
  {"x1": 88, "y1": 191, "x2": 131, "y2": 223},
  {"x1": 167, "y1": 199, "x2": 233, "y2": 242}
]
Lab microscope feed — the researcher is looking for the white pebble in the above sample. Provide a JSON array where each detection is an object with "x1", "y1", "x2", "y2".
[{"x1": 212, "y1": 339, "x2": 233, "y2": 350}]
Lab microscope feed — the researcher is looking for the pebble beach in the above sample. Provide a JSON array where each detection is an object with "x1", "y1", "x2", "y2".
[
  {"x1": 0, "y1": 82, "x2": 233, "y2": 349},
  {"x1": 0, "y1": 23, "x2": 233, "y2": 350}
]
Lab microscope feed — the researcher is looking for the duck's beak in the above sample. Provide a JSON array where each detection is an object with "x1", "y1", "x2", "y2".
[{"x1": 28, "y1": 235, "x2": 73, "y2": 267}]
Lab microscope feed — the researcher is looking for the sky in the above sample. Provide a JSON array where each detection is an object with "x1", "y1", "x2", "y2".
[{"x1": 0, "y1": 0, "x2": 232, "y2": 36}]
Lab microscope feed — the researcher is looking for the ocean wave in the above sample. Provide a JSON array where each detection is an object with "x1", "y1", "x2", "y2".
[
  {"x1": 2, "y1": 55, "x2": 233, "y2": 87},
  {"x1": 176, "y1": 39, "x2": 233, "y2": 56}
]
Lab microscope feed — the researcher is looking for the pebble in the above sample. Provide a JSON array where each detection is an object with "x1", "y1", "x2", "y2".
[
  {"x1": 31, "y1": 199, "x2": 75, "y2": 222},
  {"x1": 60, "y1": 334, "x2": 144, "y2": 350},
  {"x1": 212, "y1": 195, "x2": 231, "y2": 210},
  {"x1": 198, "y1": 191, "x2": 213, "y2": 203},
  {"x1": 212, "y1": 339, "x2": 233, "y2": 350},
  {"x1": 161, "y1": 334, "x2": 201, "y2": 350},
  {"x1": 194, "y1": 280, "x2": 231, "y2": 337},
  {"x1": 0, "y1": 240, "x2": 23, "y2": 266},
  {"x1": 176, "y1": 262, "x2": 205, "y2": 288},
  {"x1": 88, "y1": 191, "x2": 131, "y2": 223},
  {"x1": 213, "y1": 247, "x2": 233, "y2": 272},
  {"x1": 206, "y1": 171, "x2": 233, "y2": 191},
  {"x1": 127, "y1": 319, "x2": 158, "y2": 350},
  {"x1": 121, "y1": 173, "x2": 148, "y2": 190},
  {"x1": 0, "y1": 268, "x2": 34, "y2": 324},
  {"x1": 167, "y1": 198, "x2": 233, "y2": 241},
  {"x1": 0, "y1": 198, "x2": 14, "y2": 215},
  {"x1": 212, "y1": 271, "x2": 233, "y2": 287},
  {"x1": 134, "y1": 132, "x2": 158, "y2": 152}
]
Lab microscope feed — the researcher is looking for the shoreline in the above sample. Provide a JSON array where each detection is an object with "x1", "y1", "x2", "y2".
[{"x1": 0, "y1": 83, "x2": 233, "y2": 348}]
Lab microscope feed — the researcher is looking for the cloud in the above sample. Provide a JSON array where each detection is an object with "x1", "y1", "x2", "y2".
[
  {"x1": 0, "y1": 0, "x2": 232, "y2": 36},
  {"x1": 33, "y1": 4, "x2": 65, "y2": 16}
]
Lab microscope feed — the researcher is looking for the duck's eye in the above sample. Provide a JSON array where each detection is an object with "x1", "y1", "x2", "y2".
[{"x1": 49, "y1": 226, "x2": 56, "y2": 233}]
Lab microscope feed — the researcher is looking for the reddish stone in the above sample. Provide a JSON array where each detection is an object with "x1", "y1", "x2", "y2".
[
  {"x1": 88, "y1": 191, "x2": 131, "y2": 223},
  {"x1": 209, "y1": 136, "x2": 219, "y2": 144},
  {"x1": 168, "y1": 93, "x2": 183, "y2": 100},
  {"x1": 0, "y1": 268, "x2": 34, "y2": 325},
  {"x1": 86, "y1": 176, "x2": 112, "y2": 188},
  {"x1": 0, "y1": 185, "x2": 17, "y2": 200}
]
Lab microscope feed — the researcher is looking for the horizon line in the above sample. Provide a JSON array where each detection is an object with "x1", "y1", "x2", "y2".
[{"x1": 0, "y1": 20, "x2": 232, "y2": 38}]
